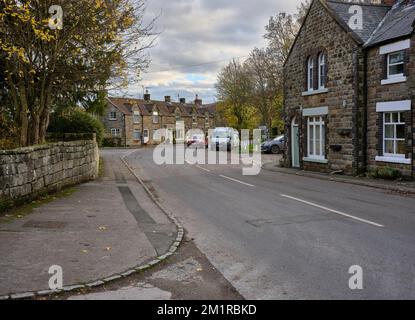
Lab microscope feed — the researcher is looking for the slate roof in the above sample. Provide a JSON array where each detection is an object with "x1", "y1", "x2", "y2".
[
  {"x1": 107, "y1": 97, "x2": 215, "y2": 117},
  {"x1": 326, "y1": 0, "x2": 391, "y2": 43},
  {"x1": 365, "y1": 1, "x2": 415, "y2": 47}
]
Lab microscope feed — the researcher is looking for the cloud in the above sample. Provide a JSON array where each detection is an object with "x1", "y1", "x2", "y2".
[{"x1": 120, "y1": 0, "x2": 301, "y2": 103}]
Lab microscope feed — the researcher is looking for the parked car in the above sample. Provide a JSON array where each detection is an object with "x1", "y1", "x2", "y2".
[
  {"x1": 186, "y1": 133, "x2": 207, "y2": 148},
  {"x1": 261, "y1": 135, "x2": 285, "y2": 154},
  {"x1": 210, "y1": 128, "x2": 240, "y2": 151}
]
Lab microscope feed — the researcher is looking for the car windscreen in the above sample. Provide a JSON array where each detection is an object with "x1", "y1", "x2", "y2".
[{"x1": 213, "y1": 131, "x2": 229, "y2": 138}]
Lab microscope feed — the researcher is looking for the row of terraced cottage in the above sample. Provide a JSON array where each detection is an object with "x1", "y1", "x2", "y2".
[
  {"x1": 102, "y1": 92, "x2": 217, "y2": 146},
  {"x1": 283, "y1": 0, "x2": 415, "y2": 178}
]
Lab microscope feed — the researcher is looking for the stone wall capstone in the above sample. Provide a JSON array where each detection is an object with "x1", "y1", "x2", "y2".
[{"x1": 0, "y1": 137, "x2": 99, "y2": 211}]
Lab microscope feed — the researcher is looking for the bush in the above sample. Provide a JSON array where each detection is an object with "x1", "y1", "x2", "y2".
[
  {"x1": 48, "y1": 110, "x2": 104, "y2": 145},
  {"x1": 370, "y1": 167, "x2": 402, "y2": 181},
  {"x1": 0, "y1": 111, "x2": 19, "y2": 150},
  {"x1": 102, "y1": 136, "x2": 123, "y2": 147}
]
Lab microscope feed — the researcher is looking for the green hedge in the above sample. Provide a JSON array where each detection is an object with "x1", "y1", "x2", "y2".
[
  {"x1": 48, "y1": 110, "x2": 104, "y2": 145},
  {"x1": 370, "y1": 167, "x2": 402, "y2": 181}
]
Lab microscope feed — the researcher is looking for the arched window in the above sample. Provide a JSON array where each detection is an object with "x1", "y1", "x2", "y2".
[
  {"x1": 318, "y1": 53, "x2": 326, "y2": 89},
  {"x1": 307, "y1": 56, "x2": 314, "y2": 91}
]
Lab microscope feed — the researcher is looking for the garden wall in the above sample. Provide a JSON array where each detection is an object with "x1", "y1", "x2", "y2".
[{"x1": 0, "y1": 136, "x2": 99, "y2": 211}]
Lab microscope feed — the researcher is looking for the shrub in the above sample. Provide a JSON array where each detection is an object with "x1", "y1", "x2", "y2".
[
  {"x1": 102, "y1": 136, "x2": 123, "y2": 147},
  {"x1": 48, "y1": 110, "x2": 104, "y2": 145},
  {"x1": 0, "y1": 112, "x2": 19, "y2": 150},
  {"x1": 370, "y1": 167, "x2": 402, "y2": 181}
]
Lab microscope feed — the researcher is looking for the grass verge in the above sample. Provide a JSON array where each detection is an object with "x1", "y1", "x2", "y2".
[{"x1": 0, "y1": 187, "x2": 77, "y2": 224}]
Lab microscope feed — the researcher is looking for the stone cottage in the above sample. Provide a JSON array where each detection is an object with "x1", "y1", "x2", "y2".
[
  {"x1": 102, "y1": 92, "x2": 216, "y2": 147},
  {"x1": 283, "y1": 0, "x2": 415, "y2": 178}
]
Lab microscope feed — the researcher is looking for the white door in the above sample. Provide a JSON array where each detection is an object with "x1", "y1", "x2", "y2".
[
  {"x1": 291, "y1": 118, "x2": 300, "y2": 168},
  {"x1": 143, "y1": 129, "x2": 149, "y2": 144}
]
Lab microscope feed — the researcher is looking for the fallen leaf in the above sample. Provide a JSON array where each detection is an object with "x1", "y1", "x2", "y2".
[
  {"x1": 196, "y1": 268, "x2": 203, "y2": 272},
  {"x1": 105, "y1": 247, "x2": 112, "y2": 251},
  {"x1": 98, "y1": 226, "x2": 107, "y2": 231},
  {"x1": 81, "y1": 249, "x2": 88, "y2": 253}
]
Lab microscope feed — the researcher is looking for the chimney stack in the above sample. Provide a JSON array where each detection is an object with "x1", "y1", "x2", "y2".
[
  {"x1": 144, "y1": 90, "x2": 151, "y2": 102},
  {"x1": 165, "y1": 96, "x2": 171, "y2": 103},
  {"x1": 194, "y1": 94, "x2": 202, "y2": 106},
  {"x1": 180, "y1": 98, "x2": 186, "y2": 104}
]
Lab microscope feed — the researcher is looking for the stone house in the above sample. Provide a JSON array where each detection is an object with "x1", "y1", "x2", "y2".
[
  {"x1": 283, "y1": 0, "x2": 415, "y2": 178},
  {"x1": 102, "y1": 93, "x2": 216, "y2": 146}
]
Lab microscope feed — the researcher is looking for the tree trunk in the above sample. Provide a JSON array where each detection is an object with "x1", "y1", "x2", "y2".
[
  {"x1": 18, "y1": 83, "x2": 30, "y2": 146},
  {"x1": 30, "y1": 113, "x2": 40, "y2": 145}
]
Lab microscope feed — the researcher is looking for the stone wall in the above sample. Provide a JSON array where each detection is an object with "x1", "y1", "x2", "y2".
[
  {"x1": 283, "y1": 0, "x2": 363, "y2": 175},
  {"x1": 0, "y1": 138, "x2": 99, "y2": 211},
  {"x1": 366, "y1": 35, "x2": 414, "y2": 178}
]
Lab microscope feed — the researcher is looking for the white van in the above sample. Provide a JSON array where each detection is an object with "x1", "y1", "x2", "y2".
[{"x1": 210, "y1": 127, "x2": 240, "y2": 151}]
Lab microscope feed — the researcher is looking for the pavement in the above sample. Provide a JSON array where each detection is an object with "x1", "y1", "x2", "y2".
[
  {"x1": 120, "y1": 147, "x2": 415, "y2": 299},
  {"x1": 0, "y1": 149, "x2": 177, "y2": 297},
  {"x1": 64, "y1": 239, "x2": 243, "y2": 300},
  {"x1": 262, "y1": 157, "x2": 415, "y2": 195}
]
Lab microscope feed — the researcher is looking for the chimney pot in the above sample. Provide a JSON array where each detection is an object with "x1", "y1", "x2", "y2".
[
  {"x1": 144, "y1": 90, "x2": 151, "y2": 102},
  {"x1": 195, "y1": 94, "x2": 202, "y2": 106},
  {"x1": 180, "y1": 98, "x2": 186, "y2": 104},
  {"x1": 165, "y1": 96, "x2": 171, "y2": 103}
]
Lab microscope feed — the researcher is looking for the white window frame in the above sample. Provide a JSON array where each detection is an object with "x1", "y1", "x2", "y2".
[
  {"x1": 133, "y1": 130, "x2": 141, "y2": 141},
  {"x1": 133, "y1": 111, "x2": 140, "y2": 124},
  {"x1": 111, "y1": 128, "x2": 120, "y2": 137},
  {"x1": 318, "y1": 53, "x2": 326, "y2": 89},
  {"x1": 152, "y1": 111, "x2": 159, "y2": 124},
  {"x1": 307, "y1": 116, "x2": 325, "y2": 161},
  {"x1": 307, "y1": 57, "x2": 314, "y2": 92},
  {"x1": 109, "y1": 111, "x2": 117, "y2": 121},
  {"x1": 387, "y1": 50, "x2": 405, "y2": 80},
  {"x1": 382, "y1": 112, "x2": 406, "y2": 158}
]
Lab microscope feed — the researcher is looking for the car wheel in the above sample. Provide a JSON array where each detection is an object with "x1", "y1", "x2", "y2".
[{"x1": 271, "y1": 145, "x2": 280, "y2": 154}]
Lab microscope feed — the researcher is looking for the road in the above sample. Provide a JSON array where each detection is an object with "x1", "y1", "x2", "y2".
[{"x1": 122, "y1": 147, "x2": 415, "y2": 299}]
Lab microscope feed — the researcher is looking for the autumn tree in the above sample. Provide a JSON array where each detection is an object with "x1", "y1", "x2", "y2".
[
  {"x1": 215, "y1": 59, "x2": 257, "y2": 131},
  {"x1": 245, "y1": 48, "x2": 283, "y2": 134},
  {"x1": 0, "y1": 0, "x2": 155, "y2": 147}
]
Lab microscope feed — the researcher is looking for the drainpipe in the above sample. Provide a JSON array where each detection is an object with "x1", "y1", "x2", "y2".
[{"x1": 362, "y1": 49, "x2": 368, "y2": 175}]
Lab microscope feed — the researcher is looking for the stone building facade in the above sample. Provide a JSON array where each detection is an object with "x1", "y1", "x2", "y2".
[
  {"x1": 283, "y1": 0, "x2": 415, "y2": 178},
  {"x1": 102, "y1": 93, "x2": 216, "y2": 147}
]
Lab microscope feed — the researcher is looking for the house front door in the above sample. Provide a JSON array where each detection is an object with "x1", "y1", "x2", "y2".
[{"x1": 291, "y1": 118, "x2": 300, "y2": 168}]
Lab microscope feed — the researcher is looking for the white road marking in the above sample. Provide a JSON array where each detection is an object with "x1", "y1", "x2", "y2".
[
  {"x1": 219, "y1": 175, "x2": 255, "y2": 188},
  {"x1": 280, "y1": 194, "x2": 384, "y2": 228},
  {"x1": 196, "y1": 165, "x2": 211, "y2": 173}
]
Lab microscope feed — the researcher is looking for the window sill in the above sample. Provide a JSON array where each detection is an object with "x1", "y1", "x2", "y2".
[
  {"x1": 375, "y1": 156, "x2": 411, "y2": 165},
  {"x1": 381, "y1": 76, "x2": 407, "y2": 85},
  {"x1": 303, "y1": 157, "x2": 328, "y2": 164},
  {"x1": 302, "y1": 88, "x2": 329, "y2": 96}
]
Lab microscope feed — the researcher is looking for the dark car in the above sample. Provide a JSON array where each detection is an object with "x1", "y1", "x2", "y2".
[{"x1": 261, "y1": 135, "x2": 285, "y2": 154}]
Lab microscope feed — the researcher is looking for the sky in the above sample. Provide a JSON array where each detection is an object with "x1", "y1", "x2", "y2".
[{"x1": 120, "y1": 0, "x2": 301, "y2": 104}]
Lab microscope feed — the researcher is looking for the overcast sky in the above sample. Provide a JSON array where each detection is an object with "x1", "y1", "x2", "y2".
[{"x1": 122, "y1": 0, "x2": 301, "y2": 104}]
